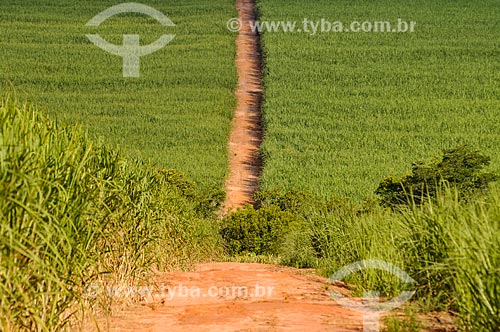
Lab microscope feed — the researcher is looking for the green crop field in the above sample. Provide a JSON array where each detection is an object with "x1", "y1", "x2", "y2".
[
  {"x1": 0, "y1": 0, "x2": 236, "y2": 191},
  {"x1": 258, "y1": 0, "x2": 500, "y2": 199},
  {"x1": 1, "y1": 1, "x2": 500, "y2": 331}
]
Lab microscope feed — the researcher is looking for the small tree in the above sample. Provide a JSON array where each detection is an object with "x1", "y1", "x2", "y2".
[{"x1": 376, "y1": 145, "x2": 498, "y2": 206}]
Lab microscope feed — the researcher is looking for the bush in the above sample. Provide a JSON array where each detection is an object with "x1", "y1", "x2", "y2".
[
  {"x1": 376, "y1": 145, "x2": 497, "y2": 206},
  {"x1": 219, "y1": 206, "x2": 298, "y2": 255},
  {"x1": 278, "y1": 218, "x2": 318, "y2": 268},
  {"x1": 158, "y1": 168, "x2": 225, "y2": 216},
  {"x1": 254, "y1": 190, "x2": 316, "y2": 212}
]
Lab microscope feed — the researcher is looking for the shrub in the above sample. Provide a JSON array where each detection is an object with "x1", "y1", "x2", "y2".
[
  {"x1": 158, "y1": 169, "x2": 225, "y2": 217},
  {"x1": 278, "y1": 218, "x2": 318, "y2": 268},
  {"x1": 241, "y1": 191, "x2": 370, "y2": 268},
  {"x1": 376, "y1": 145, "x2": 497, "y2": 206},
  {"x1": 254, "y1": 190, "x2": 316, "y2": 212},
  {"x1": 219, "y1": 206, "x2": 298, "y2": 255}
]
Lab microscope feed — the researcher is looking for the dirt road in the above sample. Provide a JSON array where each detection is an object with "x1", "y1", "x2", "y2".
[
  {"x1": 87, "y1": 263, "x2": 368, "y2": 332},
  {"x1": 224, "y1": 0, "x2": 263, "y2": 210}
]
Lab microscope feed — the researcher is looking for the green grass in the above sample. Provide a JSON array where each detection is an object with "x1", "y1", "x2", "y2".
[
  {"x1": 2, "y1": 1, "x2": 499, "y2": 331},
  {"x1": 0, "y1": 0, "x2": 237, "y2": 191},
  {"x1": 258, "y1": 0, "x2": 500, "y2": 199},
  {"x1": 0, "y1": 97, "x2": 223, "y2": 331},
  {"x1": 238, "y1": 186, "x2": 499, "y2": 330},
  {"x1": 384, "y1": 306, "x2": 424, "y2": 332}
]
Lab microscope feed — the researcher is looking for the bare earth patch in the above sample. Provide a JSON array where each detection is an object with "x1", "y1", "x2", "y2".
[
  {"x1": 85, "y1": 263, "x2": 367, "y2": 331},
  {"x1": 83, "y1": 263, "x2": 457, "y2": 331},
  {"x1": 224, "y1": 0, "x2": 263, "y2": 211}
]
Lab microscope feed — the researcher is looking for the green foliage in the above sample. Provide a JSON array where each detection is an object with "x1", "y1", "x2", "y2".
[
  {"x1": 249, "y1": 187, "x2": 499, "y2": 330},
  {"x1": 0, "y1": 0, "x2": 237, "y2": 191},
  {"x1": 444, "y1": 194, "x2": 500, "y2": 330},
  {"x1": 255, "y1": 190, "x2": 357, "y2": 215},
  {"x1": 376, "y1": 146, "x2": 497, "y2": 206},
  {"x1": 258, "y1": 0, "x2": 500, "y2": 200},
  {"x1": 158, "y1": 169, "x2": 225, "y2": 216},
  {"x1": 219, "y1": 206, "x2": 298, "y2": 256},
  {"x1": 278, "y1": 217, "x2": 318, "y2": 268},
  {"x1": 0, "y1": 97, "x2": 223, "y2": 331},
  {"x1": 255, "y1": 190, "x2": 316, "y2": 209},
  {"x1": 396, "y1": 189, "x2": 500, "y2": 328},
  {"x1": 252, "y1": 191, "x2": 357, "y2": 268},
  {"x1": 384, "y1": 306, "x2": 424, "y2": 332}
]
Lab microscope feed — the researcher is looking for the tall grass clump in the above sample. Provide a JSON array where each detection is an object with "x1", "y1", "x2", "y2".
[
  {"x1": 448, "y1": 194, "x2": 500, "y2": 330},
  {"x1": 399, "y1": 187, "x2": 500, "y2": 329},
  {"x1": 303, "y1": 180, "x2": 499, "y2": 330},
  {"x1": 0, "y1": 96, "x2": 222, "y2": 331},
  {"x1": 222, "y1": 180, "x2": 499, "y2": 330}
]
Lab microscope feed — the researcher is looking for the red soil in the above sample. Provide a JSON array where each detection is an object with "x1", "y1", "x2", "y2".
[
  {"x1": 223, "y1": 0, "x2": 263, "y2": 211},
  {"x1": 84, "y1": 263, "x2": 367, "y2": 332}
]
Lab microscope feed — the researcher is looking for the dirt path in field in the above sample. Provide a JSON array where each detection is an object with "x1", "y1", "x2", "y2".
[
  {"x1": 84, "y1": 263, "x2": 456, "y2": 332},
  {"x1": 85, "y1": 263, "x2": 371, "y2": 332},
  {"x1": 223, "y1": 0, "x2": 263, "y2": 211}
]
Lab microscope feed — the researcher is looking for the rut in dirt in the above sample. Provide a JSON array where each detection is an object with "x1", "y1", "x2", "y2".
[{"x1": 223, "y1": 0, "x2": 264, "y2": 211}]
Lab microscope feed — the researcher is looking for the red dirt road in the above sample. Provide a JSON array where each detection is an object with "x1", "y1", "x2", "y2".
[
  {"x1": 224, "y1": 0, "x2": 263, "y2": 211},
  {"x1": 87, "y1": 263, "x2": 367, "y2": 332},
  {"x1": 84, "y1": 263, "x2": 456, "y2": 332}
]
